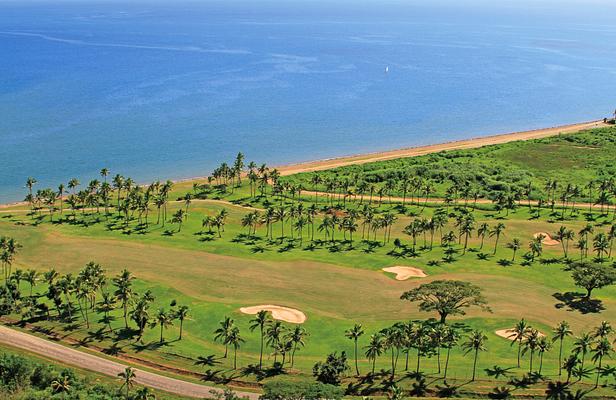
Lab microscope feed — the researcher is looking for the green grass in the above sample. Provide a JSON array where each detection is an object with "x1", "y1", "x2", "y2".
[
  {"x1": 280, "y1": 126, "x2": 616, "y2": 201},
  {"x1": 1, "y1": 127, "x2": 615, "y2": 398}
]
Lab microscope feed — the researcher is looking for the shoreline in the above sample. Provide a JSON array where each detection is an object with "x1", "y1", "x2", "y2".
[
  {"x1": 275, "y1": 119, "x2": 606, "y2": 176},
  {"x1": 0, "y1": 119, "x2": 607, "y2": 208}
]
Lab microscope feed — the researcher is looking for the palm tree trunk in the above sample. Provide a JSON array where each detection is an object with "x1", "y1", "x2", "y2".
[
  {"x1": 558, "y1": 338, "x2": 563, "y2": 376},
  {"x1": 354, "y1": 340, "x2": 360, "y2": 375},
  {"x1": 472, "y1": 349, "x2": 478, "y2": 381}
]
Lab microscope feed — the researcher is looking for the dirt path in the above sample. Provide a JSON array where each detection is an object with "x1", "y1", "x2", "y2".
[
  {"x1": 301, "y1": 189, "x2": 607, "y2": 210},
  {"x1": 0, "y1": 325, "x2": 258, "y2": 399},
  {"x1": 276, "y1": 120, "x2": 606, "y2": 176}
]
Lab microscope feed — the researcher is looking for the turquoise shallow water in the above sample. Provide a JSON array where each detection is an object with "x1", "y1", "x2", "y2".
[{"x1": 1, "y1": 0, "x2": 616, "y2": 202}]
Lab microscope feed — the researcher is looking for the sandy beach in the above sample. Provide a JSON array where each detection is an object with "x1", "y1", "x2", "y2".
[
  {"x1": 276, "y1": 120, "x2": 606, "y2": 176},
  {"x1": 0, "y1": 119, "x2": 607, "y2": 208}
]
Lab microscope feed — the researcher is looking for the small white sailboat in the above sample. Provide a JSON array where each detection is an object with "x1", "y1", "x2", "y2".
[{"x1": 385, "y1": 66, "x2": 389, "y2": 73}]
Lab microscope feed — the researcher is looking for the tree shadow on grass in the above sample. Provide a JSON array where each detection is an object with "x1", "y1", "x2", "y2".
[
  {"x1": 553, "y1": 292, "x2": 604, "y2": 313},
  {"x1": 241, "y1": 363, "x2": 286, "y2": 381}
]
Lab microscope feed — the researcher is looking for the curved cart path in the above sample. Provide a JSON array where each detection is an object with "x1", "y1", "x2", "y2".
[{"x1": 0, "y1": 325, "x2": 258, "y2": 399}]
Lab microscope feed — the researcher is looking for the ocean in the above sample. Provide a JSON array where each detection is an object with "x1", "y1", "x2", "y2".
[{"x1": 1, "y1": 0, "x2": 616, "y2": 202}]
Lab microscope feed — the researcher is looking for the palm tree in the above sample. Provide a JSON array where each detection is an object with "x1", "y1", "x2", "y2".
[
  {"x1": 572, "y1": 332, "x2": 593, "y2": 372},
  {"x1": 227, "y1": 326, "x2": 244, "y2": 369},
  {"x1": 510, "y1": 319, "x2": 529, "y2": 368},
  {"x1": 51, "y1": 374, "x2": 71, "y2": 394},
  {"x1": 555, "y1": 226, "x2": 575, "y2": 259},
  {"x1": 462, "y1": 330, "x2": 487, "y2": 381},
  {"x1": 365, "y1": 334, "x2": 384, "y2": 374},
  {"x1": 214, "y1": 317, "x2": 235, "y2": 358},
  {"x1": 592, "y1": 321, "x2": 613, "y2": 339},
  {"x1": 113, "y1": 269, "x2": 134, "y2": 329},
  {"x1": 24, "y1": 269, "x2": 38, "y2": 296},
  {"x1": 57, "y1": 183, "x2": 66, "y2": 215},
  {"x1": 442, "y1": 326, "x2": 460, "y2": 382},
  {"x1": 490, "y1": 223, "x2": 506, "y2": 255},
  {"x1": 118, "y1": 367, "x2": 136, "y2": 399},
  {"x1": 345, "y1": 324, "x2": 365, "y2": 375},
  {"x1": 99, "y1": 291, "x2": 116, "y2": 332},
  {"x1": 175, "y1": 305, "x2": 189, "y2": 340},
  {"x1": 506, "y1": 238, "x2": 522, "y2": 261},
  {"x1": 266, "y1": 321, "x2": 285, "y2": 364},
  {"x1": 288, "y1": 325, "x2": 308, "y2": 367},
  {"x1": 249, "y1": 310, "x2": 271, "y2": 369},
  {"x1": 591, "y1": 338, "x2": 612, "y2": 388},
  {"x1": 552, "y1": 321, "x2": 572, "y2": 376},
  {"x1": 522, "y1": 329, "x2": 541, "y2": 373},
  {"x1": 477, "y1": 223, "x2": 489, "y2": 249},
  {"x1": 537, "y1": 336, "x2": 552, "y2": 374},
  {"x1": 171, "y1": 209, "x2": 186, "y2": 232},
  {"x1": 156, "y1": 309, "x2": 173, "y2": 343},
  {"x1": 593, "y1": 233, "x2": 610, "y2": 262}
]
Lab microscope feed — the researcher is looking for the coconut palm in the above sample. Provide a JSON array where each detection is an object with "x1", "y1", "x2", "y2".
[
  {"x1": 99, "y1": 291, "x2": 116, "y2": 332},
  {"x1": 552, "y1": 321, "x2": 573, "y2": 376},
  {"x1": 591, "y1": 338, "x2": 613, "y2": 388},
  {"x1": 572, "y1": 332, "x2": 593, "y2": 371},
  {"x1": 477, "y1": 223, "x2": 490, "y2": 250},
  {"x1": 593, "y1": 233, "x2": 610, "y2": 262},
  {"x1": 112, "y1": 269, "x2": 134, "y2": 329},
  {"x1": 522, "y1": 329, "x2": 541, "y2": 373},
  {"x1": 462, "y1": 330, "x2": 487, "y2": 381},
  {"x1": 249, "y1": 310, "x2": 271, "y2": 369},
  {"x1": 510, "y1": 319, "x2": 530, "y2": 368},
  {"x1": 506, "y1": 238, "x2": 522, "y2": 261},
  {"x1": 345, "y1": 324, "x2": 365, "y2": 375},
  {"x1": 592, "y1": 321, "x2": 613, "y2": 339},
  {"x1": 175, "y1": 305, "x2": 189, "y2": 340},
  {"x1": 266, "y1": 321, "x2": 285, "y2": 364},
  {"x1": 490, "y1": 223, "x2": 506, "y2": 255},
  {"x1": 118, "y1": 367, "x2": 136, "y2": 399},
  {"x1": 51, "y1": 374, "x2": 71, "y2": 394},
  {"x1": 288, "y1": 325, "x2": 308, "y2": 367},
  {"x1": 156, "y1": 309, "x2": 173, "y2": 343},
  {"x1": 171, "y1": 209, "x2": 186, "y2": 232},
  {"x1": 227, "y1": 326, "x2": 244, "y2": 369},
  {"x1": 365, "y1": 333, "x2": 385, "y2": 374},
  {"x1": 214, "y1": 317, "x2": 235, "y2": 358},
  {"x1": 537, "y1": 336, "x2": 552, "y2": 374},
  {"x1": 24, "y1": 269, "x2": 38, "y2": 296},
  {"x1": 555, "y1": 226, "x2": 575, "y2": 258}
]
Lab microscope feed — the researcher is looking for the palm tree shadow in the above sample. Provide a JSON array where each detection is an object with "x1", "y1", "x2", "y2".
[{"x1": 553, "y1": 292, "x2": 604, "y2": 313}]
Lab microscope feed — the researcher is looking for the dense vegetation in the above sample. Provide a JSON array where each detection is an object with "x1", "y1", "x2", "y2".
[
  {"x1": 280, "y1": 126, "x2": 616, "y2": 209},
  {"x1": 1, "y1": 127, "x2": 616, "y2": 398},
  {"x1": 0, "y1": 349, "x2": 168, "y2": 399}
]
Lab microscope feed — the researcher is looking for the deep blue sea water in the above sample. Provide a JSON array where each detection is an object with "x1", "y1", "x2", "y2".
[{"x1": 1, "y1": 0, "x2": 616, "y2": 202}]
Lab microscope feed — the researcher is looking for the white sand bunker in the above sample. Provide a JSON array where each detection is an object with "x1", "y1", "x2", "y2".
[
  {"x1": 495, "y1": 328, "x2": 545, "y2": 341},
  {"x1": 240, "y1": 305, "x2": 306, "y2": 324},
  {"x1": 382, "y1": 266, "x2": 427, "y2": 280},
  {"x1": 534, "y1": 232, "x2": 559, "y2": 246}
]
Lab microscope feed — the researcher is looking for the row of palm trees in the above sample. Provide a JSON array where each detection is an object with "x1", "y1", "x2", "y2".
[
  {"x1": 24, "y1": 172, "x2": 176, "y2": 229},
  {"x1": 208, "y1": 316, "x2": 615, "y2": 390},
  {"x1": 212, "y1": 312, "x2": 308, "y2": 370},
  {"x1": 276, "y1": 171, "x2": 616, "y2": 220}
]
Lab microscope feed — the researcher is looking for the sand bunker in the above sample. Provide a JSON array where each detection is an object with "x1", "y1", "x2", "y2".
[
  {"x1": 534, "y1": 232, "x2": 560, "y2": 246},
  {"x1": 240, "y1": 305, "x2": 306, "y2": 324},
  {"x1": 495, "y1": 328, "x2": 545, "y2": 341},
  {"x1": 382, "y1": 266, "x2": 427, "y2": 280}
]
